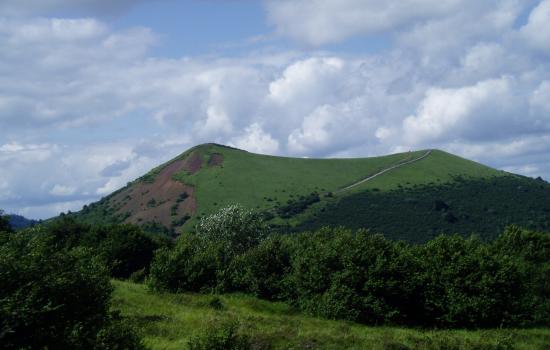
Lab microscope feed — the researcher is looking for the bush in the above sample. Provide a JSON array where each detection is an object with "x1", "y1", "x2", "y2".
[
  {"x1": 95, "y1": 224, "x2": 159, "y2": 279},
  {"x1": 196, "y1": 204, "x2": 267, "y2": 256},
  {"x1": 419, "y1": 234, "x2": 526, "y2": 328},
  {"x1": 42, "y1": 218, "x2": 164, "y2": 279},
  {"x1": 0, "y1": 228, "x2": 142, "y2": 349},
  {"x1": 491, "y1": 226, "x2": 550, "y2": 325},
  {"x1": 287, "y1": 228, "x2": 423, "y2": 324},
  {"x1": 95, "y1": 312, "x2": 146, "y2": 350},
  {"x1": 148, "y1": 234, "x2": 221, "y2": 292},
  {"x1": 150, "y1": 205, "x2": 268, "y2": 293},
  {"x1": 187, "y1": 320, "x2": 251, "y2": 350},
  {"x1": 231, "y1": 235, "x2": 292, "y2": 300}
]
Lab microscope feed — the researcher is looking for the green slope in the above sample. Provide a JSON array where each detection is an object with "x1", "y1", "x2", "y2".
[
  {"x1": 73, "y1": 143, "x2": 550, "y2": 241},
  {"x1": 171, "y1": 145, "x2": 427, "y2": 215},
  {"x1": 165, "y1": 145, "x2": 502, "y2": 221},
  {"x1": 112, "y1": 280, "x2": 549, "y2": 350}
]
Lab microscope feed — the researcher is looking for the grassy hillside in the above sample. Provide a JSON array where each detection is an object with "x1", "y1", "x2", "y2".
[
  {"x1": 71, "y1": 143, "x2": 550, "y2": 241},
  {"x1": 112, "y1": 280, "x2": 549, "y2": 350}
]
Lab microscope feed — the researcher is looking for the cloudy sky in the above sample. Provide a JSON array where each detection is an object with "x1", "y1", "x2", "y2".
[{"x1": 1, "y1": 0, "x2": 550, "y2": 219}]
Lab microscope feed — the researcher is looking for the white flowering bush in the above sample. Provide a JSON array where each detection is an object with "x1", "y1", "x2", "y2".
[{"x1": 197, "y1": 204, "x2": 267, "y2": 255}]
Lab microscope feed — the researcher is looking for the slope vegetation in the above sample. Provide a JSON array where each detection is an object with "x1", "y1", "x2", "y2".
[
  {"x1": 73, "y1": 143, "x2": 550, "y2": 241},
  {"x1": 112, "y1": 280, "x2": 549, "y2": 350}
]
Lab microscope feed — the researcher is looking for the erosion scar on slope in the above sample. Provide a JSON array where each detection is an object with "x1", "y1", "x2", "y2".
[
  {"x1": 109, "y1": 158, "x2": 197, "y2": 228},
  {"x1": 335, "y1": 150, "x2": 432, "y2": 194}
]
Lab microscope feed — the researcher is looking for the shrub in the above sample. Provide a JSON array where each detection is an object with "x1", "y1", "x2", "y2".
[
  {"x1": 491, "y1": 226, "x2": 550, "y2": 325},
  {"x1": 231, "y1": 235, "x2": 292, "y2": 300},
  {"x1": 287, "y1": 228, "x2": 423, "y2": 324},
  {"x1": 96, "y1": 224, "x2": 159, "y2": 279},
  {"x1": 148, "y1": 234, "x2": 220, "y2": 292},
  {"x1": 187, "y1": 320, "x2": 251, "y2": 350},
  {"x1": 0, "y1": 228, "x2": 142, "y2": 349},
  {"x1": 43, "y1": 219, "x2": 163, "y2": 279},
  {"x1": 419, "y1": 234, "x2": 525, "y2": 328},
  {"x1": 197, "y1": 204, "x2": 268, "y2": 256},
  {"x1": 95, "y1": 312, "x2": 146, "y2": 349}
]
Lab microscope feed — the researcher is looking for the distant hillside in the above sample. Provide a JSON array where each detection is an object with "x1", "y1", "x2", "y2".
[
  {"x1": 9, "y1": 214, "x2": 38, "y2": 230},
  {"x1": 69, "y1": 143, "x2": 550, "y2": 242}
]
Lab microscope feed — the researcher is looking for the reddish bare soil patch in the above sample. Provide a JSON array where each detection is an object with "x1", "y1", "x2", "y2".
[
  {"x1": 182, "y1": 150, "x2": 203, "y2": 174},
  {"x1": 109, "y1": 158, "x2": 197, "y2": 230},
  {"x1": 207, "y1": 153, "x2": 224, "y2": 167}
]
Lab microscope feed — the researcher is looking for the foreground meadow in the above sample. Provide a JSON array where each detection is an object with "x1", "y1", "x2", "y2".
[{"x1": 112, "y1": 280, "x2": 550, "y2": 350}]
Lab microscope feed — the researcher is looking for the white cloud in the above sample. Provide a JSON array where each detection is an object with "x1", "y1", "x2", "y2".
[
  {"x1": 268, "y1": 57, "x2": 346, "y2": 104},
  {"x1": 49, "y1": 184, "x2": 76, "y2": 196},
  {"x1": 402, "y1": 78, "x2": 515, "y2": 145},
  {"x1": 230, "y1": 123, "x2": 279, "y2": 154},
  {"x1": 521, "y1": 0, "x2": 550, "y2": 54},
  {"x1": 2, "y1": 2, "x2": 550, "y2": 218},
  {"x1": 531, "y1": 81, "x2": 550, "y2": 113},
  {"x1": 265, "y1": 0, "x2": 466, "y2": 46},
  {"x1": 287, "y1": 99, "x2": 378, "y2": 156}
]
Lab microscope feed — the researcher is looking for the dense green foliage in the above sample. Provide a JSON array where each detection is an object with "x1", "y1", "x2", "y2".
[
  {"x1": 0, "y1": 209, "x2": 12, "y2": 233},
  {"x1": 301, "y1": 175, "x2": 550, "y2": 242},
  {"x1": 149, "y1": 206, "x2": 550, "y2": 329},
  {"x1": 276, "y1": 191, "x2": 321, "y2": 218},
  {"x1": 45, "y1": 217, "x2": 168, "y2": 279},
  {"x1": 149, "y1": 205, "x2": 266, "y2": 293},
  {"x1": 0, "y1": 228, "x2": 143, "y2": 349},
  {"x1": 196, "y1": 204, "x2": 268, "y2": 255}
]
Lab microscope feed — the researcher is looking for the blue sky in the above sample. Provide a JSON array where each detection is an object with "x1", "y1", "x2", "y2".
[{"x1": 1, "y1": 0, "x2": 550, "y2": 219}]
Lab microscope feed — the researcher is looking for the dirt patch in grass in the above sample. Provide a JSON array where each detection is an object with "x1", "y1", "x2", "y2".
[
  {"x1": 207, "y1": 153, "x2": 224, "y2": 167},
  {"x1": 109, "y1": 158, "x2": 197, "y2": 229},
  {"x1": 182, "y1": 150, "x2": 203, "y2": 174}
]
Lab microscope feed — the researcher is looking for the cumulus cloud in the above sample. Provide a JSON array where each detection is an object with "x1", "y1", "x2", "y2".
[
  {"x1": 402, "y1": 78, "x2": 517, "y2": 144},
  {"x1": 521, "y1": 0, "x2": 550, "y2": 54},
  {"x1": 2, "y1": 1, "x2": 550, "y2": 218},
  {"x1": 230, "y1": 123, "x2": 279, "y2": 154},
  {"x1": 265, "y1": 0, "x2": 467, "y2": 46}
]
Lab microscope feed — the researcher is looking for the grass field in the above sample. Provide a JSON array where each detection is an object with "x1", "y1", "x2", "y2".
[{"x1": 112, "y1": 280, "x2": 550, "y2": 350}]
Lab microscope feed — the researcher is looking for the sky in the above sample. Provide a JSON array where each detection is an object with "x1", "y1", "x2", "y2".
[{"x1": 1, "y1": 0, "x2": 550, "y2": 219}]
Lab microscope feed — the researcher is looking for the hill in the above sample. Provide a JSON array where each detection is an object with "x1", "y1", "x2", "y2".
[
  {"x1": 71, "y1": 143, "x2": 550, "y2": 242},
  {"x1": 8, "y1": 214, "x2": 39, "y2": 230}
]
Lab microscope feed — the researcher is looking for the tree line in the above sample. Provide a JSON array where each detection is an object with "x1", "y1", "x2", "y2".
[
  {"x1": 1, "y1": 205, "x2": 549, "y2": 349},
  {"x1": 149, "y1": 205, "x2": 549, "y2": 329}
]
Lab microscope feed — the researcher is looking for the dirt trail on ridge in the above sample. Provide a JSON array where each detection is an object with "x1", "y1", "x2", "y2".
[{"x1": 335, "y1": 150, "x2": 432, "y2": 194}]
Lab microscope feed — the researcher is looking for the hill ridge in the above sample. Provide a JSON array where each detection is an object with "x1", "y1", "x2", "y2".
[
  {"x1": 336, "y1": 149, "x2": 433, "y2": 194},
  {"x1": 69, "y1": 143, "x2": 550, "y2": 242}
]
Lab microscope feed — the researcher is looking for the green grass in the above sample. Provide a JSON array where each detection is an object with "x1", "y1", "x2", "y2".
[
  {"x1": 355, "y1": 150, "x2": 506, "y2": 192},
  {"x1": 112, "y1": 280, "x2": 550, "y2": 350},
  {"x1": 169, "y1": 145, "x2": 503, "y2": 228},
  {"x1": 71, "y1": 144, "x2": 514, "y2": 235},
  {"x1": 176, "y1": 145, "x2": 421, "y2": 213}
]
